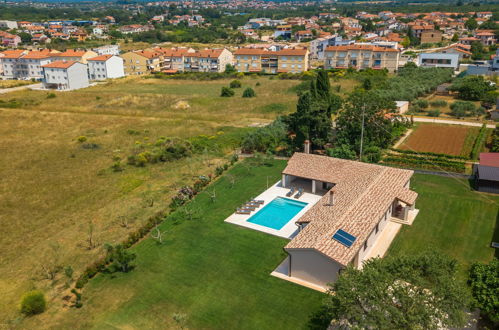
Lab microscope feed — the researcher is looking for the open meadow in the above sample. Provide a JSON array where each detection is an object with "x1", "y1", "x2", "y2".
[{"x1": 0, "y1": 76, "x2": 309, "y2": 326}]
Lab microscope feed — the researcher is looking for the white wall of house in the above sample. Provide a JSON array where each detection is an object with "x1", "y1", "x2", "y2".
[
  {"x1": 93, "y1": 45, "x2": 120, "y2": 56},
  {"x1": 88, "y1": 56, "x2": 124, "y2": 80},
  {"x1": 418, "y1": 53, "x2": 460, "y2": 70},
  {"x1": 287, "y1": 249, "x2": 343, "y2": 287},
  {"x1": 0, "y1": 58, "x2": 16, "y2": 79},
  {"x1": 355, "y1": 206, "x2": 392, "y2": 266},
  {"x1": 43, "y1": 63, "x2": 89, "y2": 90}
]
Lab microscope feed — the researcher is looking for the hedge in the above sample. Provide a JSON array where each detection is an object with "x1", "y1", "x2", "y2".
[
  {"x1": 470, "y1": 124, "x2": 487, "y2": 160},
  {"x1": 389, "y1": 148, "x2": 468, "y2": 160},
  {"x1": 384, "y1": 155, "x2": 466, "y2": 173}
]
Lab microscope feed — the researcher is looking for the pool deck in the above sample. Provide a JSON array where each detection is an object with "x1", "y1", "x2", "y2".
[{"x1": 224, "y1": 180, "x2": 323, "y2": 239}]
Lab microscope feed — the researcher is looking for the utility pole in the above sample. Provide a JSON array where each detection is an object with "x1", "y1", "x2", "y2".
[{"x1": 359, "y1": 104, "x2": 365, "y2": 162}]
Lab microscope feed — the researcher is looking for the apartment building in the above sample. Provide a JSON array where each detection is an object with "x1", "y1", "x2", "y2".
[
  {"x1": 234, "y1": 47, "x2": 309, "y2": 74},
  {"x1": 417, "y1": 53, "x2": 459, "y2": 70},
  {"x1": 324, "y1": 44, "x2": 400, "y2": 72},
  {"x1": 0, "y1": 49, "x2": 58, "y2": 80},
  {"x1": 42, "y1": 61, "x2": 89, "y2": 90},
  {"x1": 92, "y1": 44, "x2": 120, "y2": 56},
  {"x1": 121, "y1": 50, "x2": 163, "y2": 75},
  {"x1": 0, "y1": 31, "x2": 21, "y2": 47},
  {"x1": 50, "y1": 49, "x2": 98, "y2": 64},
  {"x1": 87, "y1": 55, "x2": 125, "y2": 80},
  {"x1": 153, "y1": 47, "x2": 233, "y2": 73}
]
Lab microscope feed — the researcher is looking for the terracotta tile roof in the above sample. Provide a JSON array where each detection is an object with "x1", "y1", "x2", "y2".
[
  {"x1": 479, "y1": 153, "x2": 499, "y2": 167},
  {"x1": 22, "y1": 51, "x2": 51, "y2": 59},
  {"x1": 53, "y1": 50, "x2": 87, "y2": 57},
  {"x1": 88, "y1": 54, "x2": 113, "y2": 61},
  {"x1": 283, "y1": 153, "x2": 416, "y2": 266},
  {"x1": 42, "y1": 60, "x2": 77, "y2": 69},
  {"x1": 325, "y1": 44, "x2": 399, "y2": 52},
  {"x1": 133, "y1": 50, "x2": 162, "y2": 59},
  {"x1": 234, "y1": 48, "x2": 266, "y2": 55}
]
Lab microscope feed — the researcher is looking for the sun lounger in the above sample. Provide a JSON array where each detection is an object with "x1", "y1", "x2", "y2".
[
  {"x1": 286, "y1": 187, "x2": 295, "y2": 197},
  {"x1": 294, "y1": 187, "x2": 304, "y2": 199},
  {"x1": 236, "y1": 209, "x2": 251, "y2": 215},
  {"x1": 251, "y1": 200, "x2": 264, "y2": 204},
  {"x1": 246, "y1": 202, "x2": 260, "y2": 208},
  {"x1": 241, "y1": 205, "x2": 256, "y2": 210}
]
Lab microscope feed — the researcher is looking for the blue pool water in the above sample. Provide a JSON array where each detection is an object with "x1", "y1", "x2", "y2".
[{"x1": 247, "y1": 197, "x2": 308, "y2": 230}]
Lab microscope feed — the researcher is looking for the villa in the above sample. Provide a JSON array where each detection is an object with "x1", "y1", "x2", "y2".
[{"x1": 226, "y1": 149, "x2": 418, "y2": 291}]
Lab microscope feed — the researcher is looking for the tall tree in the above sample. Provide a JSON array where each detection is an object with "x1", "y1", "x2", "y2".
[
  {"x1": 469, "y1": 258, "x2": 499, "y2": 323},
  {"x1": 321, "y1": 252, "x2": 469, "y2": 329},
  {"x1": 335, "y1": 90, "x2": 397, "y2": 154},
  {"x1": 465, "y1": 17, "x2": 478, "y2": 30}
]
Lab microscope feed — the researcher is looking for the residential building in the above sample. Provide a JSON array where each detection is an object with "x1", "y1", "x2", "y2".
[
  {"x1": 0, "y1": 49, "x2": 26, "y2": 77},
  {"x1": 243, "y1": 152, "x2": 418, "y2": 289},
  {"x1": 435, "y1": 44, "x2": 472, "y2": 60},
  {"x1": 93, "y1": 44, "x2": 120, "y2": 56},
  {"x1": 310, "y1": 35, "x2": 353, "y2": 60},
  {"x1": 0, "y1": 20, "x2": 18, "y2": 29},
  {"x1": 474, "y1": 153, "x2": 499, "y2": 194},
  {"x1": 420, "y1": 30, "x2": 442, "y2": 44},
  {"x1": 417, "y1": 53, "x2": 460, "y2": 70},
  {"x1": 475, "y1": 30, "x2": 497, "y2": 46},
  {"x1": 234, "y1": 47, "x2": 309, "y2": 74},
  {"x1": 274, "y1": 25, "x2": 292, "y2": 39},
  {"x1": 87, "y1": 55, "x2": 125, "y2": 80},
  {"x1": 0, "y1": 49, "x2": 57, "y2": 80},
  {"x1": 324, "y1": 44, "x2": 400, "y2": 72},
  {"x1": 0, "y1": 31, "x2": 21, "y2": 47},
  {"x1": 42, "y1": 61, "x2": 89, "y2": 90},
  {"x1": 50, "y1": 49, "x2": 98, "y2": 64},
  {"x1": 154, "y1": 47, "x2": 233, "y2": 73},
  {"x1": 121, "y1": 50, "x2": 163, "y2": 75},
  {"x1": 295, "y1": 30, "x2": 313, "y2": 42},
  {"x1": 119, "y1": 24, "x2": 153, "y2": 35}
]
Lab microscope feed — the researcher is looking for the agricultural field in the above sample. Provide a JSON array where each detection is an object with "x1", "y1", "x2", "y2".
[
  {"x1": 398, "y1": 123, "x2": 480, "y2": 157},
  {"x1": 0, "y1": 76, "x2": 309, "y2": 326}
]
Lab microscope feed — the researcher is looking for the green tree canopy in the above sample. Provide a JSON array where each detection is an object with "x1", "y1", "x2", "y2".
[
  {"x1": 450, "y1": 75, "x2": 496, "y2": 101},
  {"x1": 469, "y1": 258, "x2": 499, "y2": 323},
  {"x1": 323, "y1": 252, "x2": 469, "y2": 329}
]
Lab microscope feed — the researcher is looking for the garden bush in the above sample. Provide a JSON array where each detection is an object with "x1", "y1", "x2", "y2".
[
  {"x1": 413, "y1": 99, "x2": 429, "y2": 109},
  {"x1": 470, "y1": 124, "x2": 487, "y2": 160},
  {"x1": 220, "y1": 86, "x2": 235, "y2": 97},
  {"x1": 427, "y1": 109, "x2": 441, "y2": 117},
  {"x1": 430, "y1": 99, "x2": 447, "y2": 107},
  {"x1": 241, "y1": 117, "x2": 289, "y2": 154},
  {"x1": 229, "y1": 80, "x2": 242, "y2": 88},
  {"x1": 20, "y1": 290, "x2": 46, "y2": 315},
  {"x1": 242, "y1": 87, "x2": 256, "y2": 98}
]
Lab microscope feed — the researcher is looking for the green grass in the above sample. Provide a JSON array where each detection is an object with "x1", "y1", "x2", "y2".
[
  {"x1": 46, "y1": 159, "x2": 324, "y2": 329},
  {"x1": 389, "y1": 173, "x2": 499, "y2": 281}
]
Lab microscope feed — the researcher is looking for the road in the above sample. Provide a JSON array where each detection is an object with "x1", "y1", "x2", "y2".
[
  {"x1": 0, "y1": 83, "x2": 42, "y2": 94},
  {"x1": 407, "y1": 116, "x2": 495, "y2": 129}
]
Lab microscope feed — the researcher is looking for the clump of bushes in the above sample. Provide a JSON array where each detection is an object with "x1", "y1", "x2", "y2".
[
  {"x1": 242, "y1": 87, "x2": 256, "y2": 98},
  {"x1": 470, "y1": 124, "x2": 488, "y2": 160},
  {"x1": 450, "y1": 101, "x2": 485, "y2": 118},
  {"x1": 77, "y1": 136, "x2": 87, "y2": 143},
  {"x1": 427, "y1": 109, "x2": 441, "y2": 117},
  {"x1": 220, "y1": 86, "x2": 235, "y2": 97},
  {"x1": 229, "y1": 80, "x2": 242, "y2": 88},
  {"x1": 46, "y1": 93, "x2": 56, "y2": 99},
  {"x1": 127, "y1": 137, "x2": 192, "y2": 167},
  {"x1": 430, "y1": 99, "x2": 447, "y2": 107},
  {"x1": 20, "y1": 290, "x2": 46, "y2": 315},
  {"x1": 384, "y1": 154, "x2": 466, "y2": 173},
  {"x1": 241, "y1": 117, "x2": 289, "y2": 155},
  {"x1": 413, "y1": 99, "x2": 429, "y2": 109}
]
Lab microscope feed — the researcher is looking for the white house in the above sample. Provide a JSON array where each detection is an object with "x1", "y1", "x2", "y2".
[
  {"x1": 417, "y1": 53, "x2": 460, "y2": 70},
  {"x1": 0, "y1": 20, "x2": 18, "y2": 29},
  {"x1": 42, "y1": 61, "x2": 89, "y2": 90},
  {"x1": 87, "y1": 55, "x2": 125, "y2": 80},
  {"x1": 93, "y1": 44, "x2": 120, "y2": 56}
]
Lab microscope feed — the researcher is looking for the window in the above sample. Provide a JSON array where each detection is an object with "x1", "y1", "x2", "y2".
[
  {"x1": 364, "y1": 241, "x2": 368, "y2": 251},
  {"x1": 282, "y1": 63, "x2": 287, "y2": 68}
]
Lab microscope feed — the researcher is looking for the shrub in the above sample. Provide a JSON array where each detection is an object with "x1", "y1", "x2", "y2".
[
  {"x1": 470, "y1": 124, "x2": 487, "y2": 160},
  {"x1": 46, "y1": 93, "x2": 56, "y2": 99},
  {"x1": 20, "y1": 290, "x2": 46, "y2": 315},
  {"x1": 241, "y1": 117, "x2": 288, "y2": 154},
  {"x1": 413, "y1": 99, "x2": 429, "y2": 109},
  {"x1": 430, "y1": 99, "x2": 447, "y2": 107},
  {"x1": 427, "y1": 109, "x2": 441, "y2": 117},
  {"x1": 256, "y1": 82, "x2": 261, "y2": 86},
  {"x1": 220, "y1": 87, "x2": 234, "y2": 97},
  {"x1": 229, "y1": 80, "x2": 242, "y2": 88},
  {"x1": 450, "y1": 101, "x2": 477, "y2": 118},
  {"x1": 77, "y1": 136, "x2": 87, "y2": 143},
  {"x1": 242, "y1": 87, "x2": 256, "y2": 98}
]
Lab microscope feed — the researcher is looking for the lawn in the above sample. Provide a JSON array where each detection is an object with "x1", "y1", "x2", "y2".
[
  {"x1": 29, "y1": 159, "x2": 325, "y2": 329},
  {"x1": 399, "y1": 123, "x2": 481, "y2": 157},
  {"x1": 0, "y1": 76, "x2": 303, "y2": 325},
  {"x1": 388, "y1": 173, "x2": 499, "y2": 281}
]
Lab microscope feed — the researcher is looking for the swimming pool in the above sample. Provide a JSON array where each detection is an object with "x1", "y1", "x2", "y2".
[{"x1": 247, "y1": 197, "x2": 308, "y2": 230}]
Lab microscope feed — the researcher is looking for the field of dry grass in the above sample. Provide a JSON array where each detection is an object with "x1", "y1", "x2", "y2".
[
  {"x1": 0, "y1": 80, "x2": 34, "y2": 89},
  {"x1": 0, "y1": 76, "x2": 305, "y2": 326}
]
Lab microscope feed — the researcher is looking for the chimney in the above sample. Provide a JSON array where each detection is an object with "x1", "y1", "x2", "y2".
[
  {"x1": 304, "y1": 140, "x2": 311, "y2": 154},
  {"x1": 329, "y1": 191, "x2": 335, "y2": 206}
]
